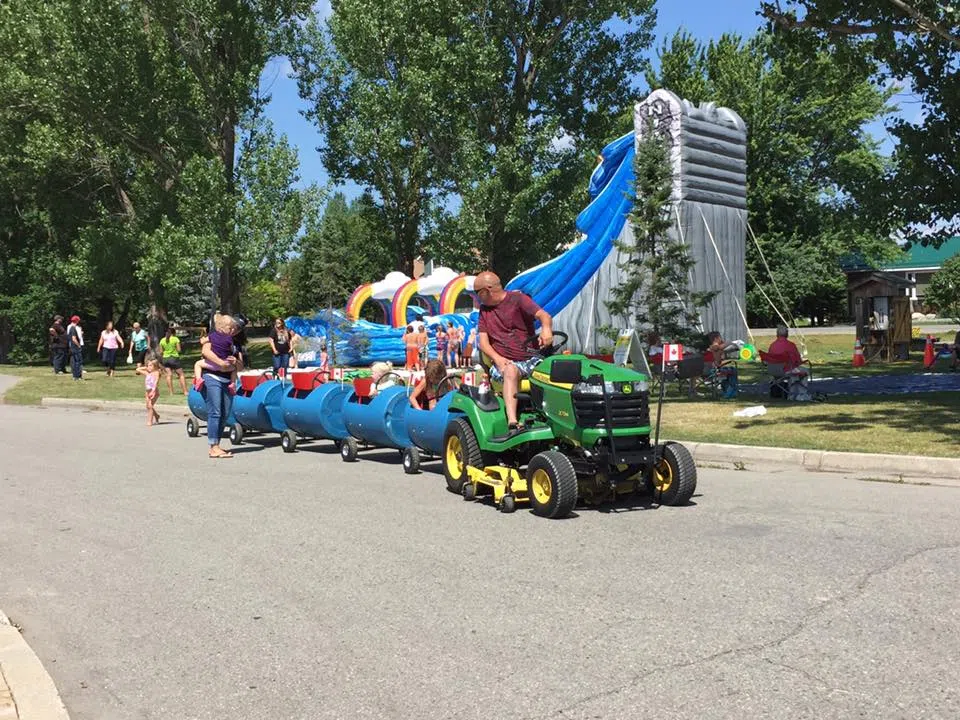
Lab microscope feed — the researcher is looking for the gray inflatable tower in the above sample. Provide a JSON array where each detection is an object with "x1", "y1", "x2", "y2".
[{"x1": 549, "y1": 89, "x2": 748, "y2": 351}]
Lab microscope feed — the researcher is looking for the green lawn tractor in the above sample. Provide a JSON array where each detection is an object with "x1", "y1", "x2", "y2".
[{"x1": 441, "y1": 333, "x2": 697, "y2": 518}]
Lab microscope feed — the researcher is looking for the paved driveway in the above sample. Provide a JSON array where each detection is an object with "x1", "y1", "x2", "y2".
[{"x1": 1, "y1": 404, "x2": 958, "y2": 719}]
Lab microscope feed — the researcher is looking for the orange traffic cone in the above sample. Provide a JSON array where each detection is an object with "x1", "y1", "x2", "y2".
[
  {"x1": 923, "y1": 335, "x2": 935, "y2": 368},
  {"x1": 852, "y1": 338, "x2": 865, "y2": 367}
]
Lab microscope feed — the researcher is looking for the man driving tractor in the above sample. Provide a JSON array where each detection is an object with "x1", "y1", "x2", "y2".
[{"x1": 475, "y1": 271, "x2": 554, "y2": 433}]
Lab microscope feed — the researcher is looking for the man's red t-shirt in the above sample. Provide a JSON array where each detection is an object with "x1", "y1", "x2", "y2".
[
  {"x1": 478, "y1": 291, "x2": 541, "y2": 361},
  {"x1": 766, "y1": 336, "x2": 803, "y2": 371}
]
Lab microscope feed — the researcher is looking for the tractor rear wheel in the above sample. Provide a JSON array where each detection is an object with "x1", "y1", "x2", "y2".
[
  {"x1": 527, "y1": 451, "x2": 578, "y2": 519},
  {"x1": 648, "y1": 442, "x2": 697, "y2": 506},
  {"x1": 442, "y1": 418, "x2": 482, "y2": 494}
]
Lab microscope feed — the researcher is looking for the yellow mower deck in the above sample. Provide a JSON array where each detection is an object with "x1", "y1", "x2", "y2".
[{"x1": 465, "y1": 465, "x2": 528, "y2": 504}]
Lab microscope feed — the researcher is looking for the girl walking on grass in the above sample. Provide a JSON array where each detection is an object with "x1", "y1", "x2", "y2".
[{"x1": 137, "y1": 357, "x2": 161, "y2": 426}]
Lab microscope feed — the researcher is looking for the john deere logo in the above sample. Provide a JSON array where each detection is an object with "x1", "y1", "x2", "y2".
[{"x1": 622, "y1": 383, "x2": 633, "y2": 394}]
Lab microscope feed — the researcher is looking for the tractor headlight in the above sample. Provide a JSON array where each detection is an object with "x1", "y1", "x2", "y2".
[
  {"x1": 573, "y1": 381, "x2": 648, "y2": 395},
  {"x1": 573, "y1": 382, "x2": 603, "y2": 395}
]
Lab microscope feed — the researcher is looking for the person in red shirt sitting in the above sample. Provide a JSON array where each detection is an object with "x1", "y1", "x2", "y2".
[
  {"x1": 475, "y1": 271, "x2": 553, "y2": 432},
  {"x1": 766, "y1": 325, "x2": 803, "y2": 371}
]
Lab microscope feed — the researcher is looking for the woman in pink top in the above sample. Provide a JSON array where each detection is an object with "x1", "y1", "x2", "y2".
[{"x1": 96, "y1": 320, "x2": 124, "y2": 377}]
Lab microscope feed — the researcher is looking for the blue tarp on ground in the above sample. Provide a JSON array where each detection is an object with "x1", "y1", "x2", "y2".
[{"x1": 742, "y1": 373, "x2": 960, "y2": 397}]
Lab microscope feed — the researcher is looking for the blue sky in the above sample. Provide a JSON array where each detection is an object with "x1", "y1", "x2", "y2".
[{"x1": 260, "y1": 0, "x2": 907, "y2": 195}]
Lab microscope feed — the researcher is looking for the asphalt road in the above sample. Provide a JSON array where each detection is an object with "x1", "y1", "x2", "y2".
[{"x1": 1, "y1": 404, "x2": 958, "y2": 720}]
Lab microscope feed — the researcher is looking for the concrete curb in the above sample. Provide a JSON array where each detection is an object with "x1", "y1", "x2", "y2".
[
  {"x1": 680, "y1": 441, "x2": 960, "y2": 486},
  {"x1": 39, "y1": 397, "x2": 188, "y2": 415},
  {"x1": 0, "y1": 610, "x2": 69, "y2": 720}
]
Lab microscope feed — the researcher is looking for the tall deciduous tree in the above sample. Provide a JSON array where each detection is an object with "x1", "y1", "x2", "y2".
[
  {"x1": 290, "y1": 4, "x2": 448, "y2": 276},
  {"x1": 428, "y1": 0, "x2": 658, "y2": 280},
  {"x1": 292, "y1": 0, "x2": 658, "y2": 281},
  {"x1": 0, "y1": 0, "x2": 310, "y2": 358},
  {"x1": 645, "y1": 30, "x2": 898, "y2": 324},
  {"x1": 761, "y1": 1, "x2": 960, "y2": 242},
  {"x1": 140, "y1": 0, "x2": 312, "y2": 312}
]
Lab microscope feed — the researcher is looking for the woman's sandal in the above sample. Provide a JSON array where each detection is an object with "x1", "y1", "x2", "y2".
[{"x1": 209, "y1": 447, "x2": 233, "y2": 459}]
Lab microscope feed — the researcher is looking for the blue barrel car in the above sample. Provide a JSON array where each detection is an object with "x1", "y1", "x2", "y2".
[
  {"x1": 340, "y1": 374, "x2": 413, "y2": 464},
  {"x1": 186, "y1": 382, "x2": 237, "y2": 438},
  {"x1": 229, "y1": 372, "x2": 288, "y2": 445},
  {"x1": 341, "y1": 373, "x2": 462, "y2": 474},
  {"x1": 279, "y1": 369, "x2": 352, "y2": 453}
]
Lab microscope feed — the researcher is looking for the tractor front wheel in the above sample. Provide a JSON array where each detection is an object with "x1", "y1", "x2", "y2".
[
  {"x1": 527, "y1": 451, "x2": 578, "y2": 519},
  {"x1": 647, "y1": 442, "x2": 697, "y2": 506},
  {"x1": 442, "y1": 418, "x2": 482, "y2": 494}
]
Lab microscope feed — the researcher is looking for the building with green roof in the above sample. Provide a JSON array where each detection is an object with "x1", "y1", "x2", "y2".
[{"x1": 843, "y1": 236, "x2": 960, "y2": 308}]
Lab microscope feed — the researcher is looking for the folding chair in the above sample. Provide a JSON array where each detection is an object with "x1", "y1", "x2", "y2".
[
  {"x1": 697, "y1": 356, "x2": 738, "y2": 399},
  {"x1": 675, "y1": 354, "x2": 707, "y2": 397},
  {"x1": 760, "y1": 351, "x2": 814, "y2": 400}
]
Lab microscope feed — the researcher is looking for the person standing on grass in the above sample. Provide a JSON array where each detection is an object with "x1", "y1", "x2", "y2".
[
  {"x1": 268, "y1": 317, "x2": 292, "y2": 377},
  {"x1": 97, "y1": 320, "x2": 123, "y2": 377},
  {"x1": 66, "y1": 315, "x2": 85, "y2": 380},
  {"x1": 130, "y1": 322, "x2": 149, "y2": 368},
  {"x1": 49, "y1": 315, "x2": 68, "y2": 375},
  {"x1": 159, "y1": 326, "x2": 188, "y2": 395}
]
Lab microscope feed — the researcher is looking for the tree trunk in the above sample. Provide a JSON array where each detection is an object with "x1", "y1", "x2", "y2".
[
  {"x1": 217, "y1": 109, "x2": 240, "y2": 314},
  {"x1": 97, "y1": 297, "x2": 115, "y2": 331},
  {"x1": 218, "y1": 259, "x2": 241, "y2": 315},
  {"x1": 116, "y1": 297, "x2": 132, "y2": 334},
  {"x1": 147, "y1": 283, "x2": 167, "y2": 348}
]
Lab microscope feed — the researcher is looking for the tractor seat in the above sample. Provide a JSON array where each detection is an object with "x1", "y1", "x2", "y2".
[{"x1": 481, "y1": 352, "x2": 532, "y2": 393}]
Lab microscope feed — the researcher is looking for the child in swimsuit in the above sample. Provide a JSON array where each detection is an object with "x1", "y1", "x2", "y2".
[
  {"x1": 137, "y1": 357, "x2": 161, "y2": 426},
  {"x1": 408, "y1": 359, "x2": 449, "y2": 410}
]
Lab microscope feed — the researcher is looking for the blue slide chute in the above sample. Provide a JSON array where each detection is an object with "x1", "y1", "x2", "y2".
[{"x1": 506, "y1": 132, "x2": 634, "y2": 316}]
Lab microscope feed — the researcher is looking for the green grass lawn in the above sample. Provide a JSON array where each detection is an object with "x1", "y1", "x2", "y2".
[
  {"x1": 655, "y1": 332, "x2": 960, "y2": 457},
  {"x1": 661, "y1": 392, "x2": 960, "y2": 458},
  {"x1": 3, "y1": 333, "x2": 958, "y2": 457},
  {"x1": 1, "y1": 344, "x2": 276, "y2": 406}
]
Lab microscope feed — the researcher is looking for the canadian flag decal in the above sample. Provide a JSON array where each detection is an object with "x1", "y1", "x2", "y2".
[{"x1": 663, "y1": 343, "x2": 683, "y2": 362}]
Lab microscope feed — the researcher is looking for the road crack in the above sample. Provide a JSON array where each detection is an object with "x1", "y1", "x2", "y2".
[{"x1": 525, "y1": 542, "x2": 960, "y2": 719}]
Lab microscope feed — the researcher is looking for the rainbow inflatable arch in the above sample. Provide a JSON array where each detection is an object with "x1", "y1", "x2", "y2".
[{"x1": 347, "y1": 267, "x2": 479, "y2": 328}]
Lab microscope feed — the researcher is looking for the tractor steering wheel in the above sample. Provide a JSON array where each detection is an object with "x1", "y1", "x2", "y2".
[{"x1": 524, "y1": 331, "x2": 568, "y2": 357}]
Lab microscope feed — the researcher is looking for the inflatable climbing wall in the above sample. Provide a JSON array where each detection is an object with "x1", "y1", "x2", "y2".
[{"x1": 513, "y1": 88, "x2": 748, "y2": 351}]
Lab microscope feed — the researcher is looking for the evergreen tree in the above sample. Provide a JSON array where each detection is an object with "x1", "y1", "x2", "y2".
[{"x1": 605, "y1": 118, "x2": 715, "y2": 344}]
